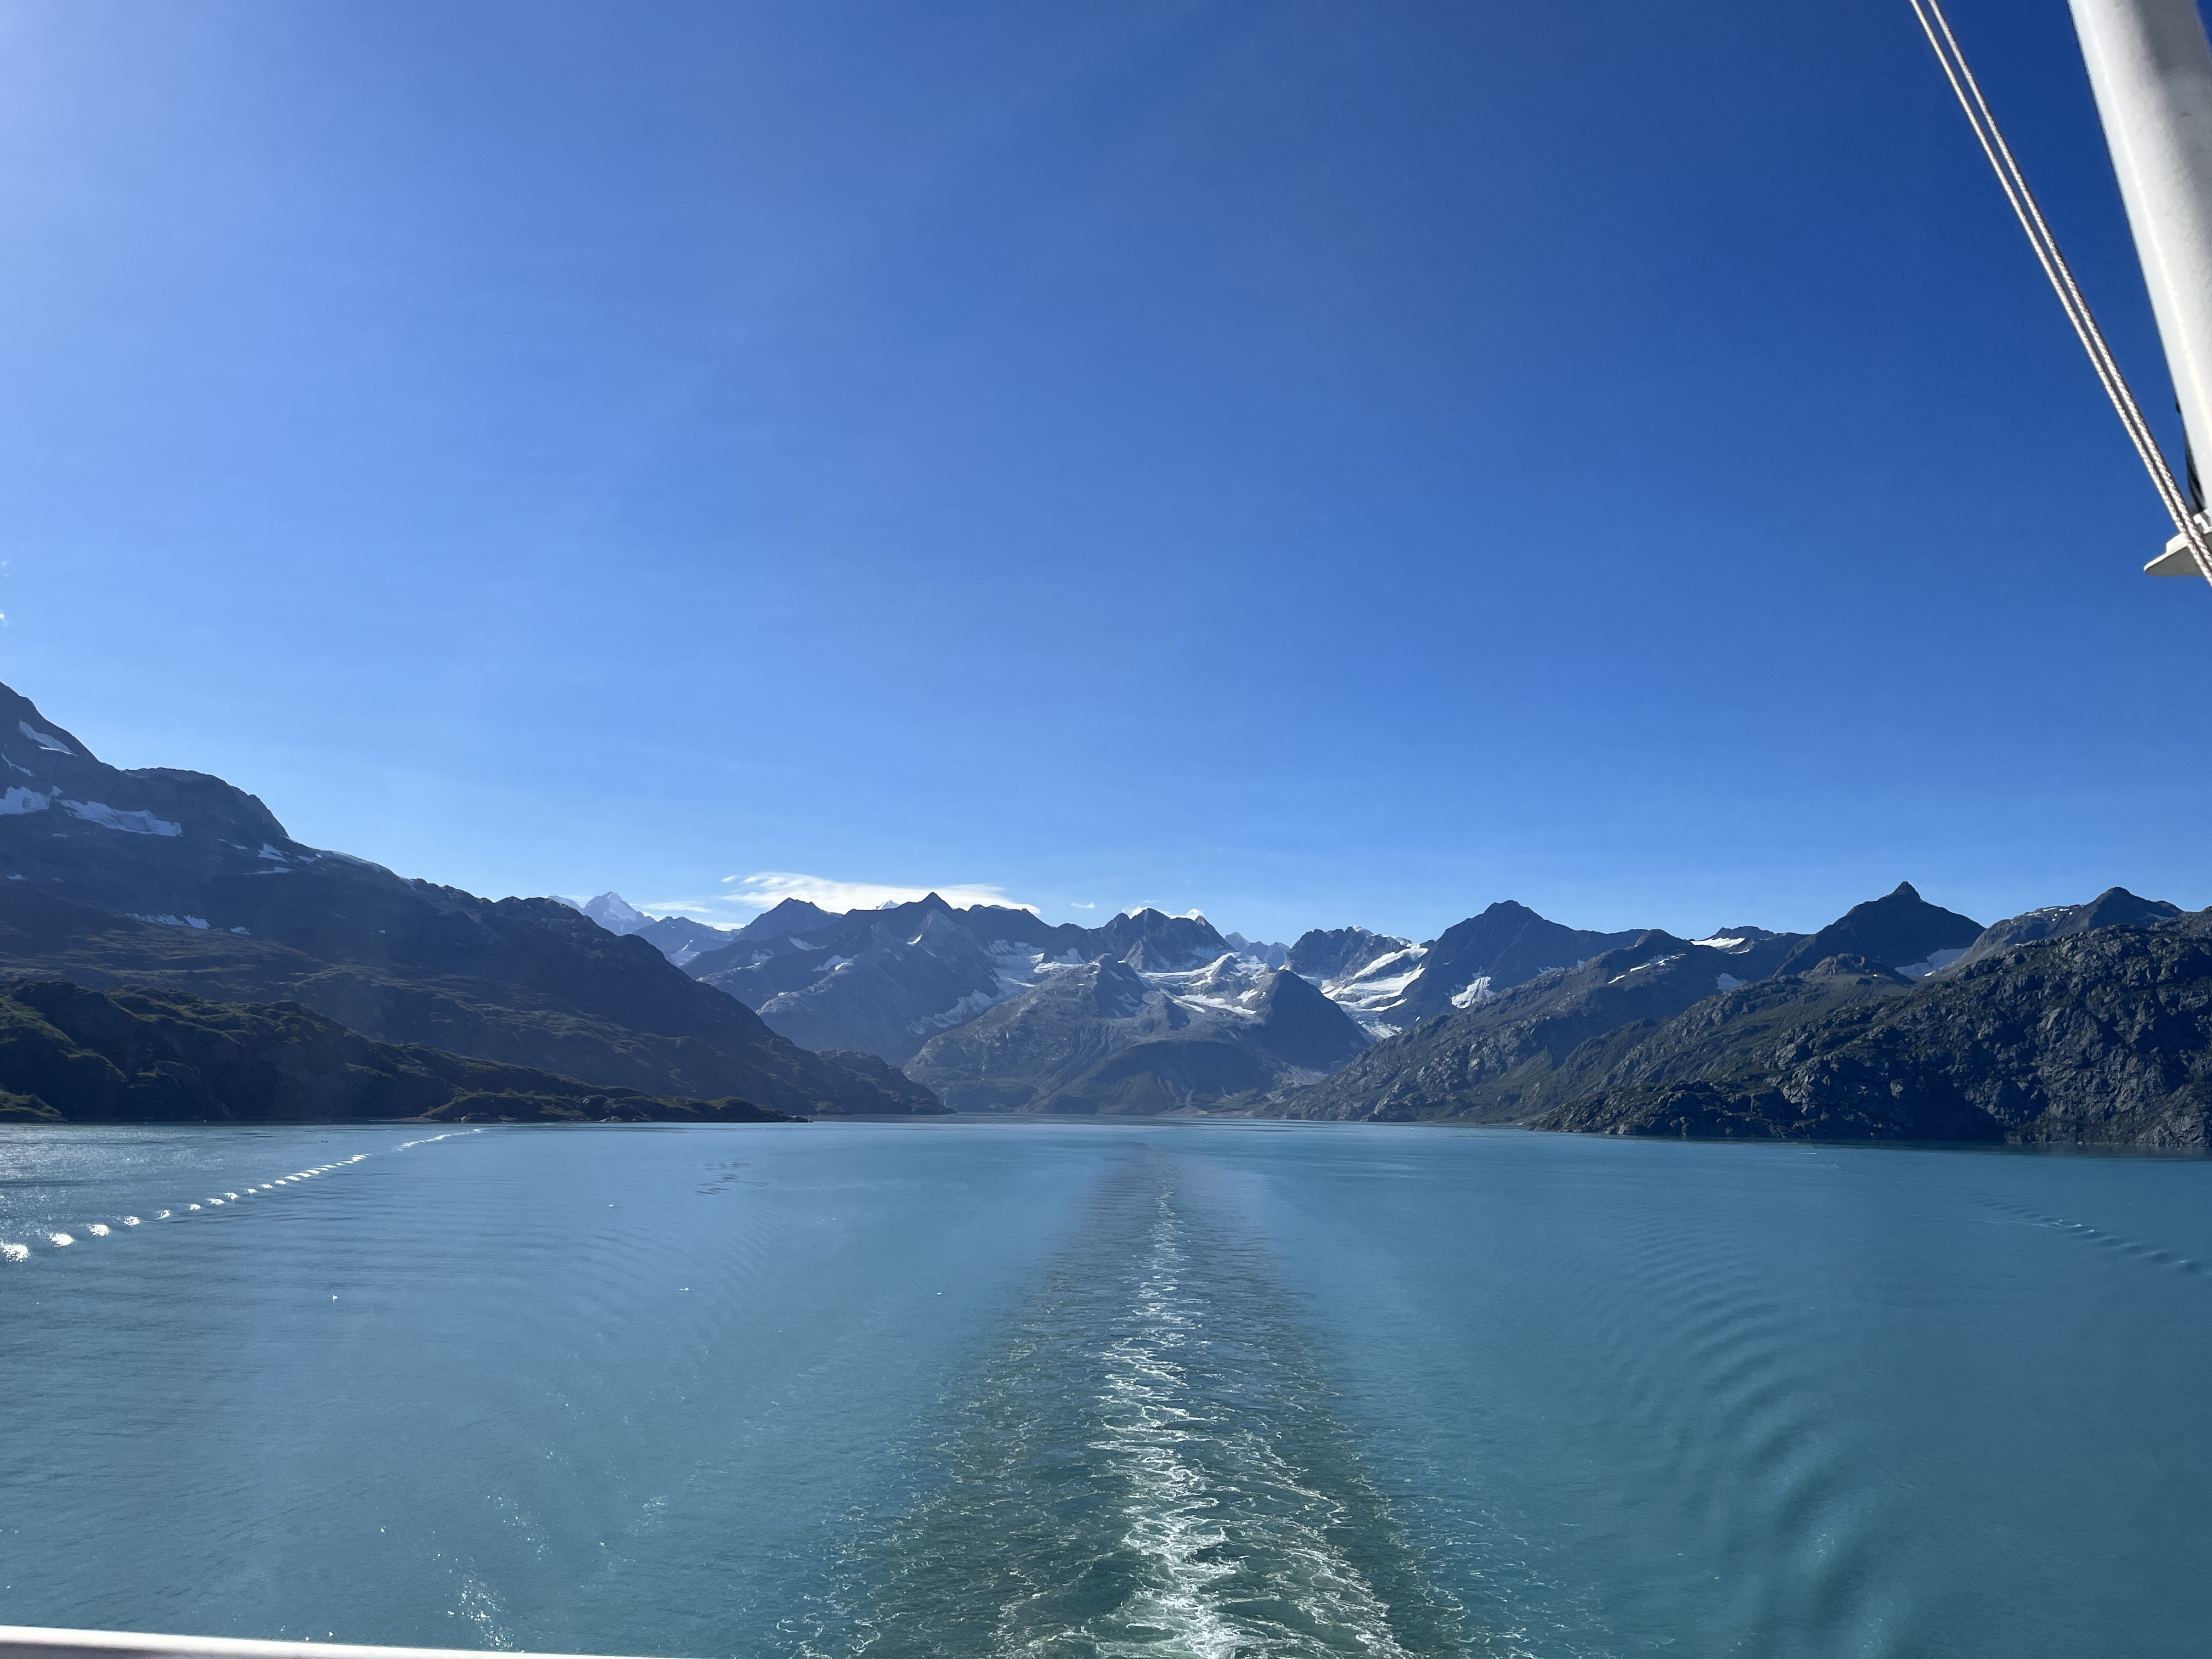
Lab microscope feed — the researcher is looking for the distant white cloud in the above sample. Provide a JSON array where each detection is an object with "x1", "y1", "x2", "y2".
[
  {"x1": 1069, "y1": 901, "x2": 1097, "y2": 910},
  {"x1": 715, "y1": 871, "x2": 1036, "y2": 916},
  {"x1": 632, "y1": 899, "x2": 731, "y2": 922}
]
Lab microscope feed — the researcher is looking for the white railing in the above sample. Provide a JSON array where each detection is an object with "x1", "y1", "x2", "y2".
[{"x1": 0, "y1": 1629, "x2": 665, "y2": 1659}]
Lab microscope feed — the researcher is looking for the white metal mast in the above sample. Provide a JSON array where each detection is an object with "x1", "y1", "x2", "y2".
[{"x1": 2069, "y1": 0, "x2": 2212, "y2": 575}]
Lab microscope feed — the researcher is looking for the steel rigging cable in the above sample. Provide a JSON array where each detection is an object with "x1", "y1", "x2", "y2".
[{"x1": 1910, "y1": 0, "x2": 2212, "y2": 587}]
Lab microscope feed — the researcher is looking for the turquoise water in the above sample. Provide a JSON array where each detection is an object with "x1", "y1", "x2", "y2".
[{"x1": 1, "y1": 1121, "x2": 2207, "y2": 1658}]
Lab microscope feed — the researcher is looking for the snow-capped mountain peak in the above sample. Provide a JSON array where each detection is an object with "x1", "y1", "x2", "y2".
[{"x1": 574, "y1": 892, "x2": 651, "y2": 935}]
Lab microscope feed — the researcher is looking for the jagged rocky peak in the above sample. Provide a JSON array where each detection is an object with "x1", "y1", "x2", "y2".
[
  {"x1": 1773, "y1": 882, "x2": 1983, "y2": 980},
  {"x1": 1286, "y1": 926, "x2": 1413, "y2": 985},
  {"x1": 1222, "y1": 930, "x2": 1290, "y2": 968},
  {"x1": 1094, "y1": 908, "x2": 1232, "y2": 971}
]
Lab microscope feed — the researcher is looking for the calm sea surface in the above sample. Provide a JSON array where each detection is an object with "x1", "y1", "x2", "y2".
[{"x1": 1, "y1": 1120, "x2": 2207, "y2": 1658}]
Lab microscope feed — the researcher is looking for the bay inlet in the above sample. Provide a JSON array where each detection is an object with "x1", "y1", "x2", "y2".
[{"x1": 2, "y1": 1121, "x2": 2205, "y2": 1657}]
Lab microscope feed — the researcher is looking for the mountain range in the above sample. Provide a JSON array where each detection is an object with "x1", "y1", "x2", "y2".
[
  {"x1": 1265, "y1": 883, "x2": 2211, "y2": 1147},
  {"x1": 676, "y1": 895, "x2": 1365, "y2": 1113},
  {"x1": 3, "y1": 675, "x2": 2208, "y2": 1145},
  {"x1": 581, "y1": 875, "x2": 2212, "y2": 1146}
]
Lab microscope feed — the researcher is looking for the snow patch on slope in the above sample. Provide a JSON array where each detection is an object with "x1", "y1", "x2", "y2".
[
  {"x1": 1144, "y1": 952, "x2": 1274, "y2": 1023},
  {"x1": 60, "y1": 800, "x2": 180, "y2": 836},
  {"x1": 1449, "y1": 975, "x2": 1493, "y2": 1010},
  {"x1": 906, "y1": 941, "x2": 1084, "y2": 1036}
]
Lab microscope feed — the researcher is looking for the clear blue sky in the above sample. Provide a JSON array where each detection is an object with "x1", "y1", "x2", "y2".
[{"x1": 0, "y1": 0, "x2": 2205, "y2": 945}]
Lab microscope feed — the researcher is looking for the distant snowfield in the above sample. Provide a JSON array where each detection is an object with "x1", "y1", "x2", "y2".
[
  {"x1": 1321, "y1": 944, "x2": 1429, "y2": 1036},
  {"x1": 1144, "y1": 954, "x2": 1280, "y2": 1024},
  {"x1": 567, "y1": 887, "x2": 1421, "y2": 1053}
]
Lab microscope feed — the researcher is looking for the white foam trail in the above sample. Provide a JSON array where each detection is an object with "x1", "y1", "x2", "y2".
[
  {"x1": 156, "y1": 1210, "x2": 171, "y2": 1219},
  {"x1": 47, "y1": 1232, "x2": 74, "y2": 1248},
  {"x1": 1088, "y1": 1193, "x2": 1415, "y2": 1659},
  {"x1": 1092, "y1": 1215, "x2": 1254, "y2": 1659},
  {"x1": 188, "y1": 1205, "x2": 201, "y2": 1212},
  {"x1": 123, "y1": 1216, "x2": 140, "y2": 1226},
  {"x1": 207, "y1": 1199, "x2": 224, "y2": 1206},
  {"x1": 223, "y1": 1192, "x2": 239, "y2": 1200},
  {"x1": 2, "y1": 1242, "x2": 27, "y2": 1263},
  {"x1": 86, "y1": 1223, "x2": 110, "y2": 1237}
]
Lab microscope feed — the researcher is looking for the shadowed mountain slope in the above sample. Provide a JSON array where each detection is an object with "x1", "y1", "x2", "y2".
[
  {"x1": 1771, "y1": 882, "x2": 1984, "y2": 978},
  {"x1": 0, "y1": 978, "x2": 795, "y2": 1125},
  {"x1": 0, "y1": 682, "x2": 932, "y2": 1116},
  {"x1": 1535, "y1": 910, "x2": 2212, "y2": 1146}
]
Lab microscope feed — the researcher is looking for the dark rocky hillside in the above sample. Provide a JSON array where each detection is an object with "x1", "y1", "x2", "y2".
[
  {"x1": 1269, "y1": 883, "x2": 2212, "y2": 1147},
  {"x1": 1267, "y1": 931, "x2": 1786, "y2": 1121},
  {"x1": 0, "y1": 978, "x2": 795, "y2": 1125},
  {"x1": 1536, "y1": 910, "x2": 2212, "y2": 1147},
  {"x1": 0, "y1": 682, "x2": 933, "y2": 1117},
  {"x1": 1950, "y1": 886, "x2": 2181, "y2": 971}
]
